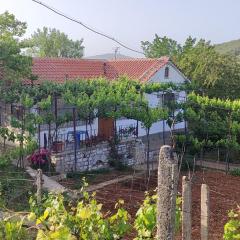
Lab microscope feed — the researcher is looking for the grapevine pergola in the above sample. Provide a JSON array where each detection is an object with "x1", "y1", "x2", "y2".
[
  {"x1": 178, "y1": 93, "x2": 240, "y2": 172},
  {"x1": 0, "y1": 76, "x2": 183, "y2": 171}
]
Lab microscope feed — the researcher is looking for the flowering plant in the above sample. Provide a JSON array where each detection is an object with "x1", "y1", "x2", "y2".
[{"x1": 27, "y1": 148, "x2": 51, "y2": 168}]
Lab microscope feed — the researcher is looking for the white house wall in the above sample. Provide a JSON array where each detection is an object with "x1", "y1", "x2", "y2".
[
  {"x1": 116, "y1": 63, "x2": 187, "y2": 137},
  {"x1": 149, "y1": 63, "x2": 186, "y2": 84}
]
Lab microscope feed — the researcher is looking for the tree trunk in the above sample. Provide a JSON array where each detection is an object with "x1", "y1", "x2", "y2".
[{"x1": 48, "y1": 122, "x2": 51, "y2": 148}]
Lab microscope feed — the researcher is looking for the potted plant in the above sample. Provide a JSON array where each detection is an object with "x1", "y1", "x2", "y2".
[
  {"x1": 51, "y1": 114, "x2": 70, "y2": 153},
  {"x1": 27, "y1": 148, "x2": 51, "y2": 171},
  {"x1": 52, "y1": 140, "x2": 64, "y2": 153}
]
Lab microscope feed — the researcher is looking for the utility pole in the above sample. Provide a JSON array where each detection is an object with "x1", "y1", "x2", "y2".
[{"x1": 114, "y1": 47, "x2": 120, "y2": 60}]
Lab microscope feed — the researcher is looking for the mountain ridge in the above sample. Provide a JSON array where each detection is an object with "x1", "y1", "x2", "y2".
[{"x1": 215, "y1": 39, "x2": 240, "y2": 58}]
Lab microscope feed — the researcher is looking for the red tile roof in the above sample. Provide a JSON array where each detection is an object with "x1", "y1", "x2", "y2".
[
  {"x1": 30, "y1": 56, "x2": 170, "y2": 84},
  {"x1": 31, "y1": 58, "x2": 105, "y2": 84}
]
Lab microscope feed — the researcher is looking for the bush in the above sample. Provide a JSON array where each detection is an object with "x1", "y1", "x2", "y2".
[
  {"x1": 0, "y1": 219, "x2": 31, "y2": 240},
  {"x1": 27, "y1": 148, "x2": 51, "y2": 171},
  {"x1": 134, "y1": 192, "x2": 181, "y2": 239},
  {"x1": 0, "y1": 140, "x2": 38, "y2": 168},
  {"x1": 180, "y1": 155, "x2": 195, "y2": 171},
  {"x1": 229, "y1": 168, "x2": 240, "y2": 176},
  {"x1": 1, "y1": 181, "x2": 182, "y2": 239},
  {"x1": 29, "y1": 181, "x2": 131, "y2": 239},
  {"x1": 0, "y1": 148, "x2": 20, "y2": 168},
  {"x1": 223, "y1": 207, "x2": 240, "y2": 240}
]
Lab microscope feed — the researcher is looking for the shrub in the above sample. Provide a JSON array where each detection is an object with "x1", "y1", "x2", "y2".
[
  {"x1": 223, "y1": 207, "x2": 240, "y2": 240},
  {"x1": 180, "y1": 156, "x2": 195, "y2": 171},
  {"x1": 0, "y1": 140, "x2": 38, "y2": 168},
  {"x1": 0, "y1": 148, "x2": 21, "y2": 168},
  {"x1": 27, "y1": 148, "x2": 51, "y2": 170},
  {"x1": 134, "y1": 192, "x2": 181, "y2": 239},
  {"x1": 1, "y1": 181, "x2": 182, "y2": 239},
  {"x1": 230, "y1": 168, "x2": 240, "y2": 177},
  {"x1": 29, "y1": 180, "x2": 131, "y2": 239},
  {"x1": 0, "y1": 219, "x2": 31, "y2": 240}
]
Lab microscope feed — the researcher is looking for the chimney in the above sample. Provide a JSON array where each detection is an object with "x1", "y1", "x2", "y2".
[
  {"x1": 103, "y1": 62, "x2": 107, "y2": 76},
  {"x1": 65, "y1": 74, "x2": 69, "y2": 82}
]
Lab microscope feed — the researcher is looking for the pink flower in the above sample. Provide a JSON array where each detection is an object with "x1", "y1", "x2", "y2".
[{"x1": 28, "y1": 148, "x2": 51, "y2": 167}]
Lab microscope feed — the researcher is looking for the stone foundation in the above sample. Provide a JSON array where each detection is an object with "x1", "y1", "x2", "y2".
[{"x1": 52, "y1": 139, "x2": 146, "y2": 173}]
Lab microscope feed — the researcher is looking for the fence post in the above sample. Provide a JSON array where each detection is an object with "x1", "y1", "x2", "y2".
[
  {"x1": 182, "y1": 176, "x2": 192, "y2": 240},
  {"x1": 157, "y1": 145, "x2": 178, "y2": 240},
  {"x1": 201, "y1": 184, "x2": 209, "y2": 240},
  {"x1": 73, "y1": 107, "x2": 77, "y2": 172},
  {"x1": 36, "y1": 169, "x2": 43, "y2": 205}
]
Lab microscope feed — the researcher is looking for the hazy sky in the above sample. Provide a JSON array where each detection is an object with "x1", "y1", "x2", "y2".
[{"x1": 1, "y1": 0, "x2": 240, "y2": 57}]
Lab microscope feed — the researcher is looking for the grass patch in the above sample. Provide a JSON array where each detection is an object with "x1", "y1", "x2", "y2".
[{"x1": 0, "y1": 164, "x2": 35, "y2": 211}]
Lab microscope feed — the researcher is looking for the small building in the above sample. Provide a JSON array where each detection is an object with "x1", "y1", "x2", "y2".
[{"x1": 1, "y1": 57, "x2": 189, "y2": 147}]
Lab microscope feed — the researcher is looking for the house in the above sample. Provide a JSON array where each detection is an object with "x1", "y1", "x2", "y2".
[
  {"x1": 1, "y1": 57, "x2": 188, "y2": 146},
  {"x1": 29, "y1": 56, "x2": 188, "y2": 146}
]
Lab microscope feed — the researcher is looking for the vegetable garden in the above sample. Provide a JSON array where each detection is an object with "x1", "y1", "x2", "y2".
[{"x1": 1, "y1": 77, "x2": 240, "y2": 239}]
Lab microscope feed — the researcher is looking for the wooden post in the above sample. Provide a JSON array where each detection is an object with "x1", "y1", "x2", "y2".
[
  {"x1": 38, "y1": 108, "x2": 41, "y2": 152},
  {"x1": 157, "y1": 145, "x2": 178, "y2": 240},
  {"x1": 200, "y1": 148, "x2": 204, "y2": 168},
  {"x1": 36, "y1": 169, "x2": 43, "y2": 205},
  {"x1": 162, "y1": 93, "x2": 166, "y2": 145},
  {"x1": 54, "y1": 94, "x2": 58, "y2": 141},
  {"x1": 73, "y1": 107, "x2": 77, "y2": 172},
  {"x1": 136, "y1": 120, "x2": 139, "y2": 138},
  {"x1": 201, "y1": 184, "x2": 209, "y2": 240},
  {"x1": 182, "y1": 176, "x2": 192, "y2": 240}
]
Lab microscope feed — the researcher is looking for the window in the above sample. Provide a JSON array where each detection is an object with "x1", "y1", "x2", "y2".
[
  {"x1": 164, "y1": 67, "x2": 169, "y2": 78},
  {"x1": 157, "y1": 92, "x2": 175, "y2": 107},
  {"x1": 11, "y1": 104, "x2": 23, "y2": 120},
  {"x1": 163, "y1": 92, "x2": 175, "y2": 107}
]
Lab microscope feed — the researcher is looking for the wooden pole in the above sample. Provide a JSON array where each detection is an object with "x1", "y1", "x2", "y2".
[
  {"x1": 182, "y1": 176, "x2": 192, "y2": 240},
  {"x1": 36, "y1": 169, "x2": 43, "y2": 205},
  {"x1": 38, "y1": 108, "x2": 41, "y2": 152},
  {"x1": 73, "y1": 107, "x2": 77, "y2": 172},
  {"x1": 157, "y1": 145, "x2": 178, "y2": 240},
  {"x1": 201, "y1": 184, "x2": 209, "y2": 240},
  {"x1": 54, "y1": 94, "x2": 58, "y2": 141},
  {"x1": 162, "y1": 93, "x2": 166, "y2": 145}
]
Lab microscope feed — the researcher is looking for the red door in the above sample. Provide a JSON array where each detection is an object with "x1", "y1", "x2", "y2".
[{"x1": 98, "y1": 118, "x2": 114, "y2": 140}]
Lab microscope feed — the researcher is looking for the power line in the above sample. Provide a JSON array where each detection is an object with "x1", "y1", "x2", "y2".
[{"x1": 31, "y1": 0, "x2": 145, "y2": 55}]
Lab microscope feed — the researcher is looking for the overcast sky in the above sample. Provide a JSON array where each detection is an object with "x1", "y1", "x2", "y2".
[{"x1": 1, "y1": 0, "x2": 240, "y2": 57}]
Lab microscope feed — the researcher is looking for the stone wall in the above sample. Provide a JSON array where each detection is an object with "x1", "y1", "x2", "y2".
[{"x1": 52, "y1": 139, "x2": 146, "y2": 173}]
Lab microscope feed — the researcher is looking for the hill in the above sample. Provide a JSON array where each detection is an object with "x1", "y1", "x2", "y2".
[
  {"x1": 85, "y1": 53, "x2": 133, "y2": 60},
  {"x1": 215, "y1": 39, "x2": 240, "y2": 58}
]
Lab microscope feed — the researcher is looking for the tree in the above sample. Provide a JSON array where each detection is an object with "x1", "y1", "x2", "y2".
[
  {"x1": 0, "y1": 12, "x2": 32, "y2": 89},
  {"x1": 123, "y1": 93, "x2": 167, "y2": 177},
  {"x1": 178, "y1": 39, "x2": 240, "y2": 99},
  {"x1": 10, "y1": 94, "x2": 37, "y2": 168},
  {"x1": 25, "y1": 27, "x2": 84, "y2": 58},
  {"x1": 141, "y1": 35, "x2": 182, "y2": 60},
  {"x1": 141, "y1": 35, "x2": 240, "y2": 99}
]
